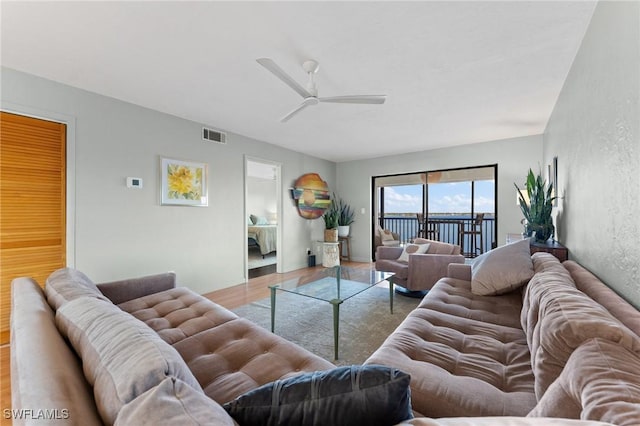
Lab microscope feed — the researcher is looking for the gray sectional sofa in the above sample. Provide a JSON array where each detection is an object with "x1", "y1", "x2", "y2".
[{"x1": 9, "y1": 242, "x2": 640, "y2": 425}]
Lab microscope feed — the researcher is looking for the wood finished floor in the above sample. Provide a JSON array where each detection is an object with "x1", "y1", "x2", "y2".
[{"x1": 0, "y1": 261, "x2": 374, "y2": 424}]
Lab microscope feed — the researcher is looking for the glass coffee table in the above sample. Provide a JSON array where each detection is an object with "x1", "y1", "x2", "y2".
[{"x1": 269, "y1": 265, "x2": 394, "y2": 359}]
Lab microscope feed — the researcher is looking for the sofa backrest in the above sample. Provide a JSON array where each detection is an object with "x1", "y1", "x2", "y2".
[
  {"x1": 522, "y1": 254, "x2": 640, "y2": 400},
  {"x1": 563, "y1": 260, "x2": 640, "y2": 339},
  {"x1": 528, "y1": 338, "x2": 640, "y2": 426},
  {"x1": 414, "y1": 238, "x2": 461, "y2": 255},
  {"x1": 10, "y1": 278, "x2": 103, "y2": 426}
]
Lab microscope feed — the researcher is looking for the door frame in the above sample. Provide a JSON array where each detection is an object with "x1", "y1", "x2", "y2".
[
  {"x1": 243, "y1": 156, "x2": 282, "y2": 280},
  {"x1": 1, "y1": 102, "x2": 77, "y2": 267}
]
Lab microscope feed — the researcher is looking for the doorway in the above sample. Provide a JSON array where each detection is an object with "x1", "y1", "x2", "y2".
[{"x1": 245, "y1": 157, "x2": 282, "y2": 279}]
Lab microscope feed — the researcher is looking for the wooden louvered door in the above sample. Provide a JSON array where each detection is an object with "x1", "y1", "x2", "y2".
[{"x1": 0, "y1": 112, "x2": 66, "y2": 344}]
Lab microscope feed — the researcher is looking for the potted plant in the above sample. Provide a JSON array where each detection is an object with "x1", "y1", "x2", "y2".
[
  {"x1": 323, "y1": 199, "x2": 339, "y2": 242},
  {"x1": 336, "y1": 196, "x2": 355, "y2": 237},
  {"x1": 514, "y1": 169, "x2": 557, "y2": 242}
]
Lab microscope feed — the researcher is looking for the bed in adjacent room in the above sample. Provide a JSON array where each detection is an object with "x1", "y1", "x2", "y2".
[{"x1": 248, "y1": 215, "x2": 277, "y2": 256}]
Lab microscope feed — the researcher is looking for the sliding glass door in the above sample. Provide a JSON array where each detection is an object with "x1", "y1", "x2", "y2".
[{"x1": 372, "y1": 165, "x2": 497, "y2": 258}]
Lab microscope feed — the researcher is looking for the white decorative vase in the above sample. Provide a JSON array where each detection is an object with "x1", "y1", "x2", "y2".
[{"x1": 337, "y1": 225, "x2": 350, "y2": 237}]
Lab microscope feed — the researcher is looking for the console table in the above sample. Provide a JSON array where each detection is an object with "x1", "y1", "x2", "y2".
[{"x1": 529, "y1": 240, "x2": 568, "y2": 262}]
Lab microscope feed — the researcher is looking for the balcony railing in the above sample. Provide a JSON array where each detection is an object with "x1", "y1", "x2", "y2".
[{"x1": 379, "y1": 214, "x2": 495, "y2": 257}]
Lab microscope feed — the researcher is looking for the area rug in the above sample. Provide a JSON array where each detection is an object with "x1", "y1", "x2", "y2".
[{"x1": 232, "y1": 285, "x2": 421, "y2": 365}]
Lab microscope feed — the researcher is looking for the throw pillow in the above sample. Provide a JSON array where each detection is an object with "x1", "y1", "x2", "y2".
[
  {"x1": 249, "y1": 214, "x2": 258, "y2": 225},
  {"x1": 223, "y1": 365, "x2": 413, "y2": 426},
  {"x1": 45, "y1": 267, "x2": 111, "y2": 310},
  {"x1": 471, "y1": 238, "x2": 534, "y2": 296},
  {"x1": 255, "y1": 216, "x2": 269, "y2": 225},
  {"x1": 116, "y1": 377, "x2": 236, "y2": 426},
  {"x1": 397, "y1": 243, "x2": 430, "y2": 263},
  {"x1": 380, "y1": 228, "x2": 396, "y2": 241},
  {"x1": 56, "y1": 297, "x2": 203, "y2": 425}
]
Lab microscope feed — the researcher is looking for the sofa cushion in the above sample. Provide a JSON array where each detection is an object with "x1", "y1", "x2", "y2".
[
  {"x1": 116, "y1": 377, "x2": 237, "y2": 426},
  {"x1": 118, "y1": 287, "x2": 239, "y2": 345},
  {"x1": 172, "y1": 317, "x2": 335, "y2": 404},
  {"x1": 44, "y1": 267, "x2": 110, "y2": 310},
  {"x1": 365, "y1": 278, "x2": 536, "y2": 417},
  {"x1": 524, "y1": 276, "x2": 640, "y2": 399},
  {"x1": 471, "y1": 238, "x2": 534, "y2": 296},
  {"x1": 56, "y1": 296, "x2": 202, "y2": 425},
  {"x1": 397, "y1": 243, "x2": 430, "y2": 263},
  {"x1": 528, "y1": 339, "x2": 640, "y2": 426},
  {"x1": 531, "y1": 252, "x2": 572, "y2": 278},
  {"x1": 223, "y1": 365, "x2": 412, "y2": 426}
]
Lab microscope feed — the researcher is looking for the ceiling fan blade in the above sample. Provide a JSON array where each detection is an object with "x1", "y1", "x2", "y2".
[
  {"x1": 257, "y1": 58, "x2": 311, "y2": 99},
  {"x1": 318, "y1": 95, "x2": 386, "y2": 104},
  {"x1": 280, "y1": 102, "x2": 311, "y2": 123}
]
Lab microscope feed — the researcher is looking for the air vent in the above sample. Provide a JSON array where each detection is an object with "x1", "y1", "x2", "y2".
[{"x1": 202, "y1": 127, "x2": 227, "y2": 144}]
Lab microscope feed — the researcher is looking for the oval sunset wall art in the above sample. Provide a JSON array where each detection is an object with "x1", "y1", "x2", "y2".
[{"x1": 291, "y1": 173, "x2": 331, "y2": 219}]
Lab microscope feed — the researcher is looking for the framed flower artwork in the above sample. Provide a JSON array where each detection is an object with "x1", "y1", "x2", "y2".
[{"x1": 160, "y1": 157, "x2": 208, "y2": 206}]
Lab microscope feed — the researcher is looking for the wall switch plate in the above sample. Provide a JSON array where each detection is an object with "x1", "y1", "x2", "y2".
[{"x1": 126, "y1": 177, "x2": 143, "y2": 188}]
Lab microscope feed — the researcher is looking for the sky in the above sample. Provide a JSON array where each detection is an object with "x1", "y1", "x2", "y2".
[{"x1": 382, "y1": 181, "x2": 495, "y2": 214}]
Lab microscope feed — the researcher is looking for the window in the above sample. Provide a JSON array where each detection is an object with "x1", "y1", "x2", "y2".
[{"x1": 372, "y1": 165, "x2": 497, "y2": 257}]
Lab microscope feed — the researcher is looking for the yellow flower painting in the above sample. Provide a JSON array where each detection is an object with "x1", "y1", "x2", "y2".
[{"x1": 161, "y1": 158, "x2": 208, "y2": 206}]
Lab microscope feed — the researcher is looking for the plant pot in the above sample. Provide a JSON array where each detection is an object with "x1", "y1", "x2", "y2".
[
  {"x1": 337, "y1": 225, "x2": 350, "y2": 237},
  {"x1": 533, "y1": 223, "x2": 554, "y2": 243},
  {"x1": 324, "y1": 229, "x2": 338, "y2": 242}
]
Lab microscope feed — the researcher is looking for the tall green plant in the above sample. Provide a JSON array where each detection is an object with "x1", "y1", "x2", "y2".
[
  {"x1": 336, "y1": 196, "x2": 355, "y2": 226},
  {"x1": 322, "y1": 199, "x2": 339, "y2": 229},
  {"x1": 514, "y1": 169, "x2": 557, "y2": 242}
]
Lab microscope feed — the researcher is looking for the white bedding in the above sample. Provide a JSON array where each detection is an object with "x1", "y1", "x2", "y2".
[{"x1": 248, "y1": 225, "x2": 277, "y2": 255}]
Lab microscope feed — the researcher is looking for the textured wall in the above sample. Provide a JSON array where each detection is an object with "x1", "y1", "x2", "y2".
[{"x1": 543, "y1": 1, "x2": 640, "y2": 307}]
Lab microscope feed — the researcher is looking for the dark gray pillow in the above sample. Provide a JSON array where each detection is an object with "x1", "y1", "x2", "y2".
[{"x1": 223, "y1": 365, "x2": 412, "y2": 426}]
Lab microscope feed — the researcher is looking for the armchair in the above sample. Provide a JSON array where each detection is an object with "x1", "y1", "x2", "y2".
[
  {"x1": 374, "y1": 227, "x2": 400, "y2": 250},
  {"x1": 375, "y1": 238, "x2": 465, "y2": 296}
]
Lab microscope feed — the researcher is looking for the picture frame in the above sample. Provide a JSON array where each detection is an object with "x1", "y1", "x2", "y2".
[{"x1": 160, "y1": 157, "x2": 208, "y2": 206}]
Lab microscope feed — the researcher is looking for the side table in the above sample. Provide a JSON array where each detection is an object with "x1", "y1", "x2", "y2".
[
  {"x1": 338, "y1": 236, "x2": 351, "y2": 262},
  {"x1": 321, "y1": 242, "x2": 340, "y2": 267},
  {"x1": 529, "y1": 240, "x2": 568, "y2": 262}
]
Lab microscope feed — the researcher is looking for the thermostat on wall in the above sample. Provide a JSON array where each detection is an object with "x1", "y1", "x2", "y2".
[{"x1": 126, "y1": 177, "x2": 143, "y2": 189}]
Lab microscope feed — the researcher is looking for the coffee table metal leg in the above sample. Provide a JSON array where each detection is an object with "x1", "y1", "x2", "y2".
[
  {"x1": 388, "y1": 279, "x2": 394, "y2": 314},
  {"x1": 270, "y1": 286, "x2": 278, "y2": 333},
  {"x1": 330, "y1": 299, "x2": 341, "y2": 360}
]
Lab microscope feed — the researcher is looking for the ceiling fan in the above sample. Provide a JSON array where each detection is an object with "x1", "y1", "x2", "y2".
[{"x1": 256, "y1": 58, "x2": 386, "y2": 122}]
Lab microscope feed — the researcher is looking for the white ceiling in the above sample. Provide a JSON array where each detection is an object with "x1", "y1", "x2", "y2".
[{"x1": 1, "y1": 1, "x2": 596, "y2": 162}]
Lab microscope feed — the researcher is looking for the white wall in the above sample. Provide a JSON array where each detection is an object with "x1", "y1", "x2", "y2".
[
  {"x1": 336, "y1": 135, "x2": 542, "y2": 262},
  {"x1": 246, "y1": 176, "x2": 277, "y2": 221},
  {"x1": 543, "y1": 1, "x2": 640, "y2": 307},
  {"x1": 1, "y1": 68, "x2": 334, "y2": 294}
]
